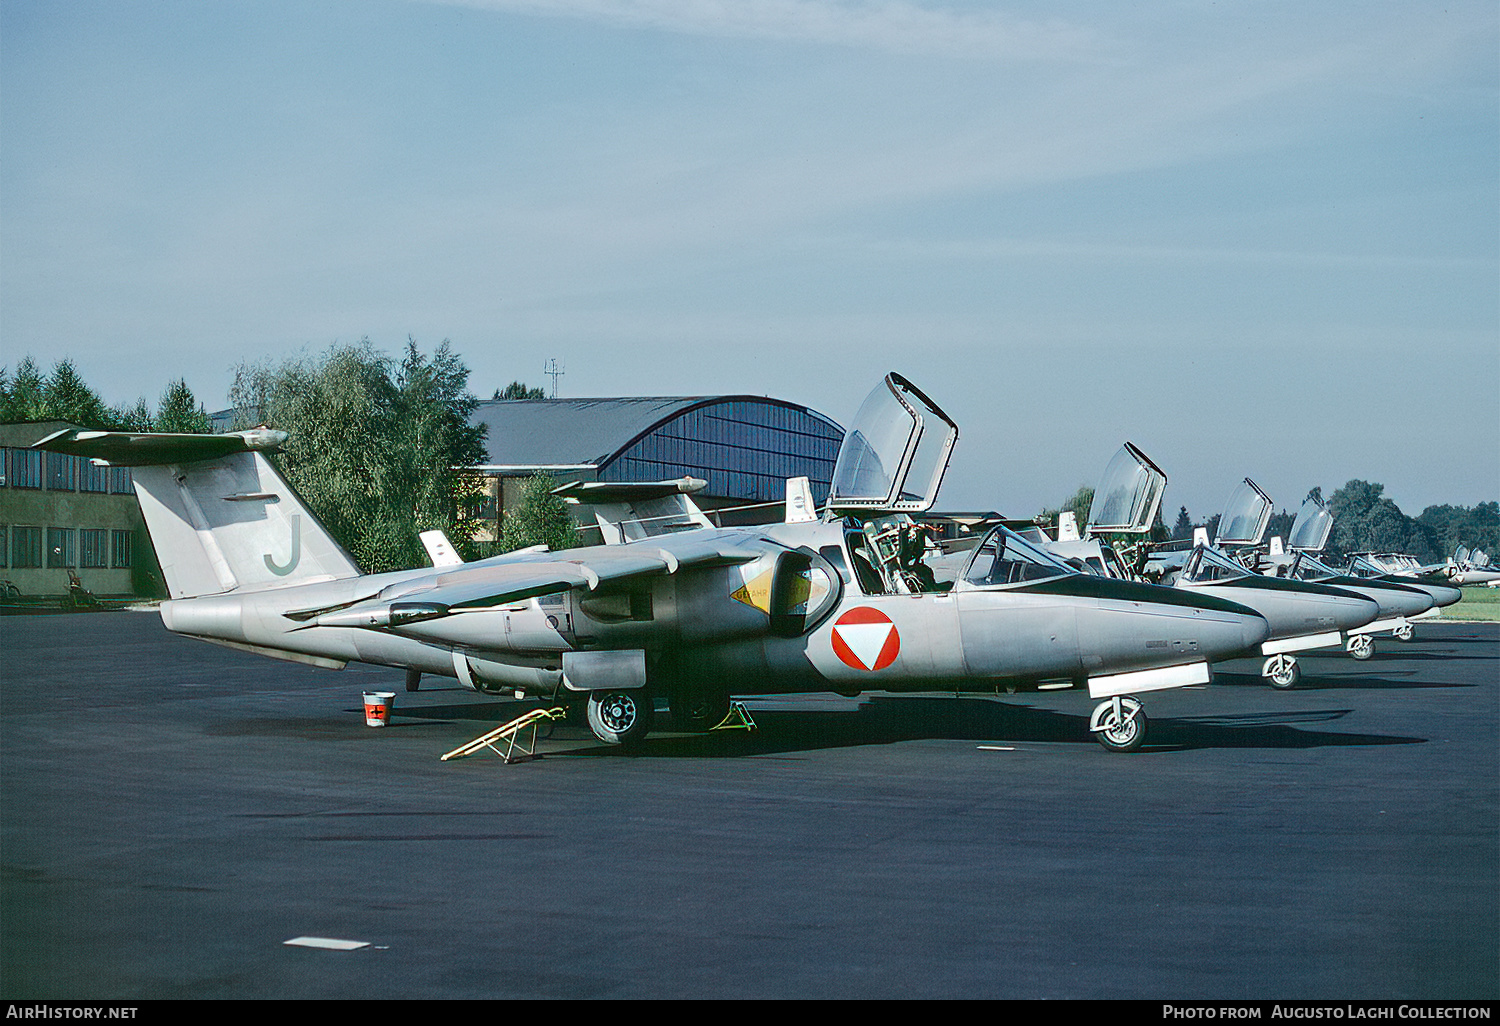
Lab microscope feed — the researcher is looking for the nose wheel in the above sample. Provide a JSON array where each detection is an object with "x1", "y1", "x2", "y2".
[
  {"x1": 1392, "y1": 622, "x2": 1414, "y2": 642},
  {"x1": 1347, "y1": 634, "x2": 1375, "y2": 660},
  {"x1": 1262, "y1": 654, "x2": 1301, "y2": 689},
  {"x1": 1091, "y1": 696, "x2": 1147, "y2": 752}
]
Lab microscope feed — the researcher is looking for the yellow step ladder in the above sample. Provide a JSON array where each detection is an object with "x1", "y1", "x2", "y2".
[{"x1": 441, "y1": 707, "x2": 567, "y2": 764}]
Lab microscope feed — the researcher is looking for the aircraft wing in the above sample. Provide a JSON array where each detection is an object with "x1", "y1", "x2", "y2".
[{"x1": 297, "y1": 536, "x2": 764, "y2": 629}]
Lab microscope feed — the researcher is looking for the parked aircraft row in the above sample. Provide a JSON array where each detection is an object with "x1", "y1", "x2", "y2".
[
  {"x1": 31, "y1": 372, "x2": 1462, "y2": 754},
  {"x1": 1007, "y1": 445, "x2": 1464, "y2": 689}
]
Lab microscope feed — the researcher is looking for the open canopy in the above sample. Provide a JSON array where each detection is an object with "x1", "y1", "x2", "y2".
[
  {"x1": 1286, "y1": 496, "x2": 1333, "y2": 553},
  {"x1": 828, "y1": 373, "x2": 957, "y2": 514},
  {"x1": 1216, "y1": 478, "x2": 1273, "y2": 547},
  {"x1": 1087, "y1": 442, "x2": 1166, "y2": 535}
]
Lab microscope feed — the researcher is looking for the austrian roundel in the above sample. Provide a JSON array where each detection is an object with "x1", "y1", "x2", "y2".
[{"x1": 830, "y1": 607, "x2": 901, "y2": 671}]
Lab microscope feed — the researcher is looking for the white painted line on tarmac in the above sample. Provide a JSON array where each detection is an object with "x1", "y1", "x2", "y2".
[{"x1": 284, "y1": 936, "x2": 370, "y2": 950}]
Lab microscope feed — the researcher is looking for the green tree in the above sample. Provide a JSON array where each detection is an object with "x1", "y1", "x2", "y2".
[
  {"x1": 500, "y1": 472, "x2": 577, "y2": 552},
  {"x1": 229, "y1": 339, "x2": 490, "y2": 573},
  {"x1": 1038, "y1": 484, "x2": 1094, "y2": 532},
  {"x1": 11, "y1": 358, "x2": 47, "y2": 419},
  {"x1": 1326, "y1": 480, "x2": 1438, "y2": 563},
  {"x1": 154, "y1": 378, "x2": 213, "y2": 433},
  {"x1": 40, "y1": 359, "x2": 113, "y2": 427},
  {"x1": 390, "y1": 339, "x2": 489, "y2": 543},
  {"x1": 114, "y1": 397, "x2": 156, "y2": 431},
  {"x1": 493, "y1": 381, "x2": 547, "y2": 400},
  {"x1": 1171, "y1": 506, "x2": 1193, "y2": 540}
]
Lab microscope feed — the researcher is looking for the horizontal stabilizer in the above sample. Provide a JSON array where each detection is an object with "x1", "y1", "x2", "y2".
[
  {"x1": 552, "y1": 477, "x2": 706, "y2": 503},
  {"x1": 33, "y1": 427, "x2": 288, "y2": 467}
]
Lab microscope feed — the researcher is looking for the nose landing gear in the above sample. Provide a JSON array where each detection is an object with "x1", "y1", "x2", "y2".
[{"x1": 1090, "y1": 695, "x2": 1147, "y2": 752}]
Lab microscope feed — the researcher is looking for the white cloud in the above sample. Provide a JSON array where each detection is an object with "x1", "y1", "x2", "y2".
[{"x1": 422, "y1": 0, "x2": 1105, "y2": 61}]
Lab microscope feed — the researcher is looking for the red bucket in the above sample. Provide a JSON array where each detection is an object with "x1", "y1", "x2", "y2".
[{"x1": 362, "y1": 691, "x2": 395, "y2": 727}]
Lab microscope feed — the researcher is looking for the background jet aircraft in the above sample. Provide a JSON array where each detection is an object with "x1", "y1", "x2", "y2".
[
  {"x1": 35, "y1": 374, "x2": 1270, "y2": 752},
  {"x1": 1031, "y1": 453, "x2": 1380, "y2": 688}
]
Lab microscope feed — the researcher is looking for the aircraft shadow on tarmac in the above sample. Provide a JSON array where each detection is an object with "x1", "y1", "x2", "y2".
[
  {"x1": 404, "y1": 694, "x2": 1425, "y2": 759},
  {"x1": 1211, "y1": 670, "x2": 1476, "y2": 691}
]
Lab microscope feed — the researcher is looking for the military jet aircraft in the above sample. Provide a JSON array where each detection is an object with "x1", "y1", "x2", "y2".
[
  {"x1": 34, "y1": 373, "x2": 1271, "y2": 752},
  {"x1": 1445, "y1": 547, "x2": 1500, "y2": 586},
  {"x1": 1031, "y1": 450, "x2": 1379, "y2": 689}
]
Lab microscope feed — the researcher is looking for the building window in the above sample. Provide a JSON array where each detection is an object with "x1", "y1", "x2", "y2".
[
  {"x1": 9, "y1": 449, "x2": 42, "y2": 489},
  {"x1": 79, "y1": 460, "x2": 109, "y2": 493},
  {"x1": 46, "y1": 453, "x2": 75, "y2": 491},
  {"x1": 0, "y1": 526, "x2": 7, "y2": 568},
  {"x1": 80, "y1": 529, "x2": 109, "y2": 569},
  {"x1": 12, "y1": 526, "x2": 42, "y2": 568},
  {"x1": 109, "y1": 466, "x2": 134, "y2": 494},
  {"x1": 47, "y1": 527, "x2": 76, "y2": 568},
  {"x1": 112, "y1": 530, "x2": 133, "y2": 569}
]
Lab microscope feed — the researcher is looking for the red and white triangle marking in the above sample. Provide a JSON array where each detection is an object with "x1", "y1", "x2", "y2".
[{"x1": 831, "y1": 607, "x2": 900, "y2": 671}]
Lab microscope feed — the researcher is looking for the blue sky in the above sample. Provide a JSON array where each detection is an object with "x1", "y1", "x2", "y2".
[{"x1": 3, "y1": 0, "x2": 1496, "y2": 521}]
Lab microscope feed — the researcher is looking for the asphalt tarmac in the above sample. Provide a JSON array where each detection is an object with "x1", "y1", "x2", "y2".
[{"x1": 1, "y1": 612, "x2": 1495, "y2": 1000}]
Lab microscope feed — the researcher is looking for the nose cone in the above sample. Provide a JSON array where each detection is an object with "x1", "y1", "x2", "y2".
[
  {"x1": 1020, "y1": 575, "x2": 1270, "y2": 670},
  {"x1": 1335, "y1": 593, "x2": 1383, "y2": 631},
  {"x1": 1177, "y1": 578, "x2": 1377, "y2": 643},
  {"x1": 1237, "y1": 606, "x2": 1273, "y2": 653},
  {"x1": 1360, "y1": 583, "x2": 1435, "y2": 618},
  {"x1": 1415, "y1": 583, "x2": 1463, "y2": 608},
  {"x1": 1309, "y1": 588, "x2": 1383, "y2": 633}
]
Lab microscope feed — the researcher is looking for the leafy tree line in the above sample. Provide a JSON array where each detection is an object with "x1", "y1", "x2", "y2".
[
  {"x1": 1, "y1": 356, "x2": 212, "y2": 432},
  {"x1": 228, "y1": 339, "x2": 495, "y2": 573},
  {"x1": 1157, "y1": 483, "x2": 1496, "y2": 565},
  {"x1": 229, "y1": 338, "x2": 574, "y2": 571},
  {"x1": 5, "y1": 346, "x2": 574, "y2": 572}
]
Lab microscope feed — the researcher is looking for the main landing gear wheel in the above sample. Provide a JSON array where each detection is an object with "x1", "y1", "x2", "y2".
[
  {"x1": 1347, "y1": 634, "x2": 1375, "y2": 661},
  {"x1": 1262, "y1": 654, "x2": 1301, "y2": 689},
  {"x1": 1393, "y1": 623, "x2": 1415, "y2": 642},
  {"x1": 586, "y1": 690, "x2": 654, "y2": 747},
  {"x1": 1091, "y1": 696, "x2": 1147, "y2": 753}
]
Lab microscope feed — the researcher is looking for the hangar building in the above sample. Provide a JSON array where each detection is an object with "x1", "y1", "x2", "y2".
[
  {"x1": 467, "y1": 395, "x2": 844, "y2": 538},
  {"x1": 0, "y1": 420, "x2": 156, "y2": 602}
]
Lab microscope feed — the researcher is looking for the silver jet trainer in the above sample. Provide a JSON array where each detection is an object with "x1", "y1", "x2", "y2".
[
  {"x1": 35, "y1": 373, "x2": 1270, "y2": 753},
  {"x1": 1257, "y1": 493, "x2": 1456, "y2": 654},
  {"x1": 1034, "y1": 452, "x2": 1379, "y2": 689}
]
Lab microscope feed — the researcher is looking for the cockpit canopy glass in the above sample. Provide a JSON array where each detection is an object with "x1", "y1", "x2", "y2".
[
  {"x1": 1087, "y1": 443, "x2": 1166, "y2": 534},
  {"x1": 1286, "y1": 497, "x2": 1333, "y2": 552},
  {"x1": 1346, "y1": 555, "x2": 1387, "y2": 579},
  {"x1": 1182, "y1": 544, "x2": 1252, "y2": 583},
  {"x1": 959, "y1": 527, "x2": 1077, "y2": 588},
  {"x1": 1215, "y1": 478, "x2": 1272, "y2": 547},
  {"x1": 829, "y1": 373, "x2": 957, "y2": 513},
  {"x1": 1288, "y1": 552, "x2": 1339, "y2": 581}
]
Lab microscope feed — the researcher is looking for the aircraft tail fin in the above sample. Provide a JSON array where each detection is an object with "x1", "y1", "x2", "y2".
[
  {"x1": 420, "y1": 530, "x2": 464, "y2": 567},
  {"x1": 784, "y1": 476, "x2": 817, "y2": 524},
  {"x1": 33, "y1": 428, "x2": 362, "y2": 599}
]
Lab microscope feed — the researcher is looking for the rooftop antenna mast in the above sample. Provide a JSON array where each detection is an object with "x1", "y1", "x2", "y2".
[{"x1": 544, "y1": 358, "x2": 565, "y2": 398}]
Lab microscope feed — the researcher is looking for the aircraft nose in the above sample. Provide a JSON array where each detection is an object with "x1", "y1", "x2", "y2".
[
  {"x1": 1382, "y1": 588, "x2": 1435, "y2": 618},
  {"x1": 1239, "y1": 607, "x2": 1272, "y2": 652},
  {"x1": 1328, "y1": 592, "x2": 1382, "y2": 632},
  {"x1": 1426, "y1": 584, "x2": 1462, "y2": 608}
]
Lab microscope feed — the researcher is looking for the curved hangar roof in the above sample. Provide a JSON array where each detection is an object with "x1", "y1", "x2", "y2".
[{"x1": 469, "y1": 396, "x2": 844, "y2": 504}]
